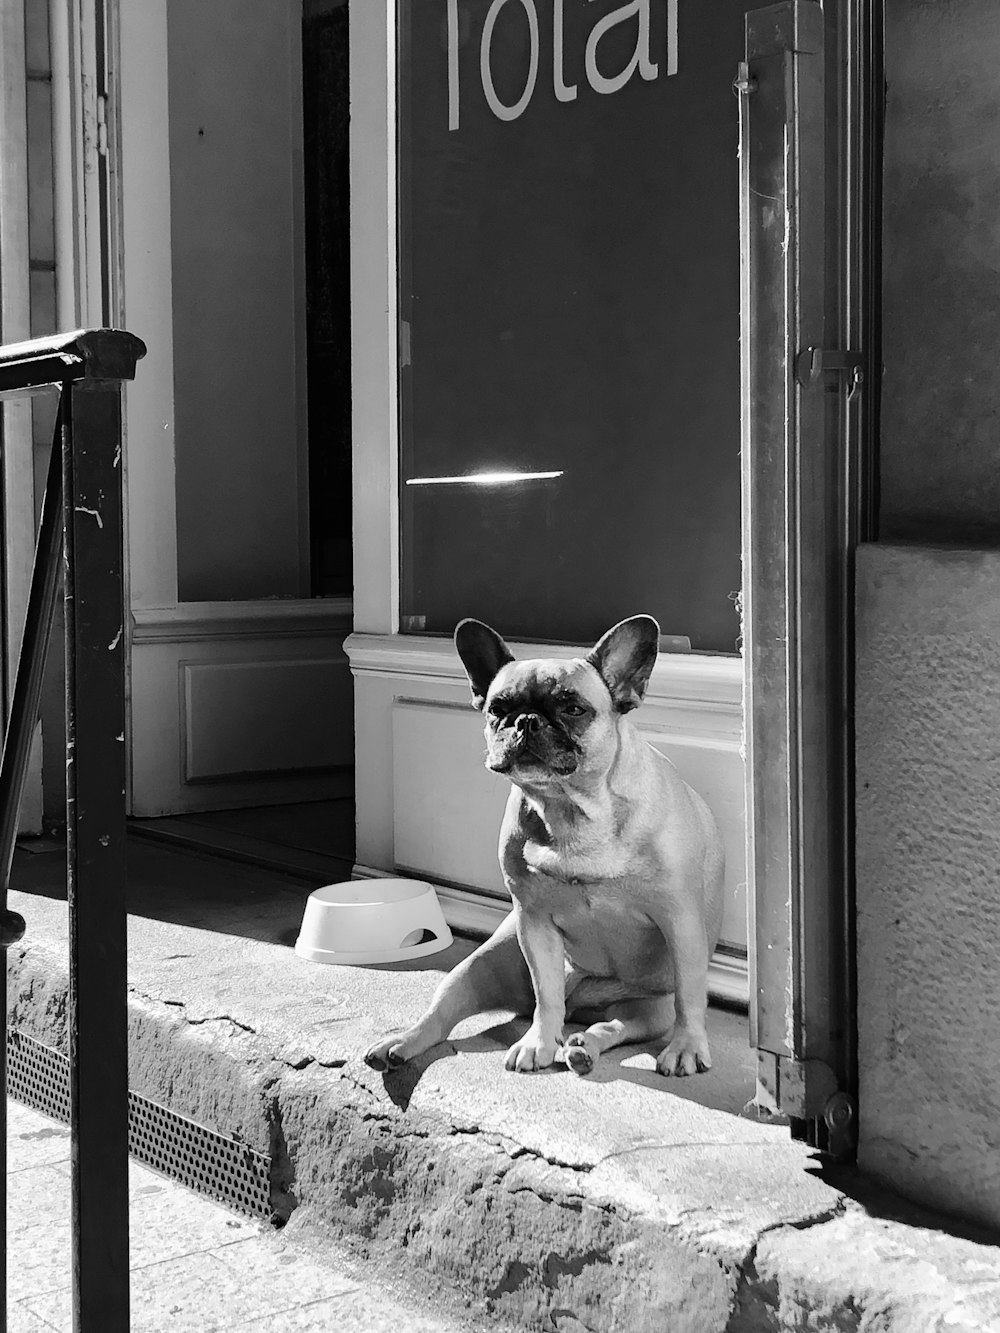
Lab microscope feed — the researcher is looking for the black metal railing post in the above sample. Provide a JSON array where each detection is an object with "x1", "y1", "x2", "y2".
[
  {"x1": 0, "y1": 329, "x2": 145, "y2": 1333},
  {"x1": 63, "y1": 373, "x2": 130, "y2": 1331}
]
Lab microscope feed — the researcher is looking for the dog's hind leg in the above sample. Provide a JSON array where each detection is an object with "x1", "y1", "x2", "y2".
[
  {"x1": 564, "y1": 995, "x2": 674, "y2": 1077},
  {"x1": 364, "y1": 911, "x2": 532, "y2": 1070}
]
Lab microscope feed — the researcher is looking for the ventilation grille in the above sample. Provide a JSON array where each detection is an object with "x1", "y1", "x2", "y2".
[
  {"x1": 7, "y1": 1029, "x2": 271, "y2": 1219},
  {"x1": 7, "y1": 1028, "x2": 71, "y2": 1123}
]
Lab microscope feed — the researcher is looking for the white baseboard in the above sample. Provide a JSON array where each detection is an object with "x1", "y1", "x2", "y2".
[{"x1": 353, "y1": 862, "x2": 749, "y2": 1009}]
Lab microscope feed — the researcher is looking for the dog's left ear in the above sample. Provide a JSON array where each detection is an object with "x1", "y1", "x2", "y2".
[
  {"x1": 454, "y1": 619, "x2": 515, "y2": 710},
  {"x1": 587, "y1": 616, "x2": 660, "y2": 713}
]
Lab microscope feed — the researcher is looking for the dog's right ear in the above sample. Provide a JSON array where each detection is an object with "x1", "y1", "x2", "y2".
[
  {"x1": 454, "y1": 619, "x2": 514, "y2": 711},
  {"x1": 587, "y1": 615, "x2": 660, "y2": 712}
]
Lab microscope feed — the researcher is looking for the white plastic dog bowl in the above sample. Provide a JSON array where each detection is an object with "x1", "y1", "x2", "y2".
[{"x1": 294, "y1": 878, "x2": 453, "y2": 966}]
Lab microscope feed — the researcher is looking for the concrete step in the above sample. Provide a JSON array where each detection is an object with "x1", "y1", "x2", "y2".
[{"x1": 6, "y1": 836, "x2": 1000, "y2": 1332}]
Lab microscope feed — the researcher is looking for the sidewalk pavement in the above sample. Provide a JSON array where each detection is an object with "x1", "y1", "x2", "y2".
[
  {"x1": 6, "y1": 1097, "x2": 492, "y2": 1333},
  {"x1": 7, "y1": 835, "x2": 1000, "y2": 1332}
]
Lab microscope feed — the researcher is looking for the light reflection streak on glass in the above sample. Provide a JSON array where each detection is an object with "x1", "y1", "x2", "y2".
[{"x1": 405, "y1": 470, "x2": 564, "y2": 486}]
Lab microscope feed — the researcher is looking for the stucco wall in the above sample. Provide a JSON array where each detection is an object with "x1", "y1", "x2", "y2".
[
  {"x1": 856, "y1": 545, "x2": 1000, "y2": 1232},
  {"x1": 860, "y1": 0, "x2": 1000, "y2": 1230},
  {"x1": 879, "y1": 0, "x2": 1000, "y2": 542}
]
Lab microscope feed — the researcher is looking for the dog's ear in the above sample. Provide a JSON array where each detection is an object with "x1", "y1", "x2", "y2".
[
  {"x1": 586, "y1": 616, "x2": 660, "y2": 713},
  {"x1": 454, "y1": 619, "x2": 515, "y2": 710}
]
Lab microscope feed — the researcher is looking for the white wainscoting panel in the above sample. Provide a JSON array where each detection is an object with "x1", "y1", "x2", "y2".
[
  {"x1": 636, "y1": 728, "x2": 747, "y2": 958},
  {"x1": 392, "y1": 699, "x2": 510, "y2": 896},
  {"x1": 183, "y1": 658, "x2": 352, "y2": 783},
  {"x1": 347, "y1": 633, "x2": 748, "y2": 1005},
  {"x1": 130, "y1": 599, "x2": 353, "y2": 815},
  {"x1": 389, "y1": 696, "x2": 747, "y2": 953}
]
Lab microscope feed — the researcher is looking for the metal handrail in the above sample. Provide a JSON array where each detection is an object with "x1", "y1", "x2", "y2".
[{"x1": 0, "y1": 328, "x2": 146, "y2": 1333}]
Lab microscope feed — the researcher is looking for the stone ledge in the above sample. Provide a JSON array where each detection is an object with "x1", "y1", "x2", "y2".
[{"x1": 7, "y1": 840, "x2": 1000, "y2": 1331}]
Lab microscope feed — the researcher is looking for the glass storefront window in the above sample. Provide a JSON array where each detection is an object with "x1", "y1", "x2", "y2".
[{"x1": 398, "y1": 0, "x2": 744, "y2": 653}]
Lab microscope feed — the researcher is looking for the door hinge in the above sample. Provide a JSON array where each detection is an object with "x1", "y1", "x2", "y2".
[
  {"x1": 795, "y1": 345, "x2": 864, "y2": 395},
  {"x1": 821, "y1": 1092, "x2": 857, "y2": 1161},
  {"x1": 754, "y1": 1052, "x2": 857, "y2": 1159}
]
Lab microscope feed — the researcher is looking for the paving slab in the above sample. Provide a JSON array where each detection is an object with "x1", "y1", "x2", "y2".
[
  {"x1": 7, "y1": 1098, "x2": 497, "y2": 1333},
  {"x1": 6, "y1": 837, "x2": 1000, "y2": 1331}
]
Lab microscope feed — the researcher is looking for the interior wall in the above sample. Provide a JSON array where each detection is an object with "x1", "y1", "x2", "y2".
[
  {"x1": 168, "y1": 0, "x2": 308, "y2": 601},
  {"x1": 856, "y1": 0, "x2": 1000, "y2": 1231}
]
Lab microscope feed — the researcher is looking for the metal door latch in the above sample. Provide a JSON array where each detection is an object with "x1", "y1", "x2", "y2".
[{"x1": 795, "y1": 346, "x2": 864, "y2": 397}]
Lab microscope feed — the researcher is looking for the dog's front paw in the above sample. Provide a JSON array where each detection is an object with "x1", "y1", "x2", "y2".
[
  {"x1": 364, "y1": 1028, "x2": 423, "y2": 1072},
  {"x1": 564, "y1": 1031, "x2": 597, "y2": 1077},
  {"x1": 656, "y1": 1026, "x2": 712, "y2": 1078},
  {"x1": 504, "y1": 1027, "x2": 560, "y2": 1073}
]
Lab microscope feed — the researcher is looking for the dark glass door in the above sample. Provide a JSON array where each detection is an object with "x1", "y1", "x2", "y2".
[{"x1": 397, "y1": 0, "x2": 746, "y2": 651}]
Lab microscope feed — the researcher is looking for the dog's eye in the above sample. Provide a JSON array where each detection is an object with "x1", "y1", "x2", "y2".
[
  {"x1": 562, "y1": 703, "x2": 587, "y2": 718},
  {"x1": 487, "y1": 701, "x2": 505, "y2": 718}
]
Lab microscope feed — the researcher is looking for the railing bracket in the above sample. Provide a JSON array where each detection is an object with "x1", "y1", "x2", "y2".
[{"x1": 733, "y1": 61, "x2": 758, "y2": 96}]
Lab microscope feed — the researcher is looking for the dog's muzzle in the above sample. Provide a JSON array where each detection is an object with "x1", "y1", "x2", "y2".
[{"x1": 487, "y1": 713, "x2": 579, "y2": 776}]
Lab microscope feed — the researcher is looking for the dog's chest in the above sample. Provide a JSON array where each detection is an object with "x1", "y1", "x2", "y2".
[
  {"x1": 520, "y1": 829, "x2": 632, "y2": 883},
  {"x1": 548, "y1": 880, "x2": 661, "y2": 978},
  {"x1": 512, "y1": 851, "x2": 662, "y2": 968}
]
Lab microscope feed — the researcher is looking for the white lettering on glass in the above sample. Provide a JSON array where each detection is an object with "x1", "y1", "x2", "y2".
[
  {"x1": 480, "y1": 0, "x2": 540, "y2": 123},
  {"x1": 553, "y1": 0, "x2": 578, "y2": 103},
  {"x1": 445, "y1": 0, "x2": 679, "y2": 131},
  {"x1": 447, "y1": 0, "x2": 461, "y2": 130},
  {"x1": 585, "y1": 0, "x2": 658, "y2": 96}
]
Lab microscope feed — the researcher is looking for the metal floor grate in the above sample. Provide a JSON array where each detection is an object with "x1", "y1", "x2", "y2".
[{"x1": 7, "y1": 1029, "x2": 272, "y2": 1219}]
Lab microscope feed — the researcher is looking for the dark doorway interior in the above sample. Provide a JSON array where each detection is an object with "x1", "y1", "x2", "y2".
[
  {"x1": 303, "y1": 0, "x2": 352, "y2": 596},
  {"x1": 130, "y1": 787, "x2": 356, "y2": 887},
  {"x1": 117, "y1": 4, "x2": 355, "y2": 881}
]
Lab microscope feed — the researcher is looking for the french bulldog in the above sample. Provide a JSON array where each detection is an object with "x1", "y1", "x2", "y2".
[{"x1": 364, "y1": 615, "x2": 725, "y2": 1078}]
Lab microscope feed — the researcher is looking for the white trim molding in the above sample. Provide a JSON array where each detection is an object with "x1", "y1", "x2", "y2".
[
  {"x1": 118, "y1": 0, "x2": 179, "y2": 611},
  {"x1": 133, "y1": 597, "x2": 353, "y2": 643},
  {"x1": 346, "y1": 632, "x2": 742, "y2": 713},
  {"x1": 349, "y1": 0, "x2": 399, "y2": 634}
]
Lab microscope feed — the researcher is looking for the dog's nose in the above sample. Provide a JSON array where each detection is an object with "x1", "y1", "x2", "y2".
[{"x1": 515, "y1": 712, "x2": 541, "y2": 736}]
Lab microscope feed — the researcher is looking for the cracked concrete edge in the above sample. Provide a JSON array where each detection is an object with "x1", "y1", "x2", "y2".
[
  {"x1": 6, "y1": 939, "x2": 284, "y2": 1174},
  {"x1": 6, "y1": 938, "x2": 744, "y2": 1329},
  {"x1": 8, "y1": 940, "x2": 999, "y2": 1333},
  {"x1": 275, "y1": 1061, "x2": 742, "y2": 1333},
  {"x1": 730, "y1": 1207, "x2": 1000, "y2": 1333}
]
